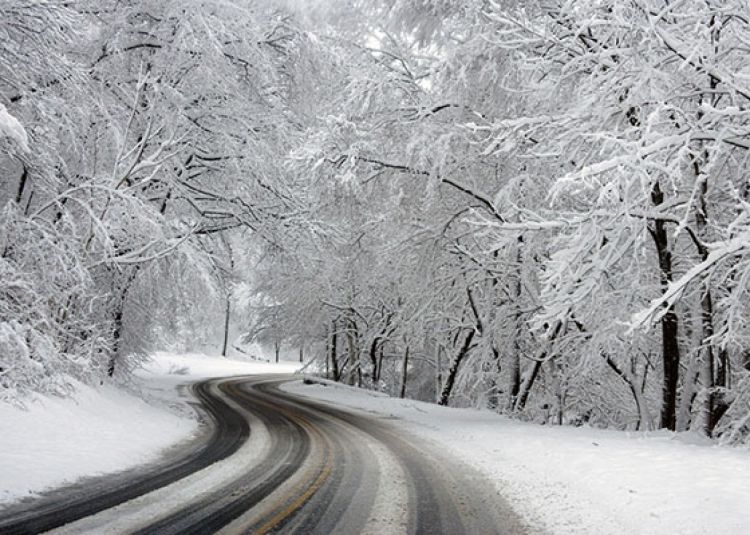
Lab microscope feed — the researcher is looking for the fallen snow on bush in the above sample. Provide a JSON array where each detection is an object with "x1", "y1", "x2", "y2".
[{"x1": 0, "y1": 103, "x2": 30, "y2": 152}]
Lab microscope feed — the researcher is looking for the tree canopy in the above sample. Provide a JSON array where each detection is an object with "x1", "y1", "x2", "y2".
[{"x1": 2, "y1": 0, "x2": 750, "y2": 444}]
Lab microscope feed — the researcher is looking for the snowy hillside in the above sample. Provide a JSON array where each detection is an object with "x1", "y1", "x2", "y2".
[{"x1": 0, "y1": 353, "x2": 298, "y2": 505}]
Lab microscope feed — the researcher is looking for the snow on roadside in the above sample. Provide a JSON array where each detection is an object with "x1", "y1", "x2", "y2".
[
  {"x1": 0, "y1": 352, "x2": 298, "y2": 506},
  {"x1": 0, "y1": 380, "x2": 195, "y2": 505},
  {"x1": 282, "y1": 378, "x2": 750, "y2": 535}
]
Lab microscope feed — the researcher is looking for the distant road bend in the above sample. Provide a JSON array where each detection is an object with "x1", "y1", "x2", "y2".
[{"x1": 0, "y1": 375, "x2": 526, "y2": 534}]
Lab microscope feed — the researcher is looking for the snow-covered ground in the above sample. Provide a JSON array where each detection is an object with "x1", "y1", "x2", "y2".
[
  {"x1": 0, "y1": 352, "x2": 298, "y2": 506},
  {"x1": 283, "y1": 378, "x2": 750, "y2": 535},
  {"x1": 4, "y1": 353, "x2": 748, "y2": 535}
]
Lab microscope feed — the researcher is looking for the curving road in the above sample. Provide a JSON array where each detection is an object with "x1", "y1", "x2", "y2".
[{"x1": 0, "y1": 375, "x2": 527, "y2": 534}]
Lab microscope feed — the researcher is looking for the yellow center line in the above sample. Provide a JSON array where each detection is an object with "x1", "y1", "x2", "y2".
[
  {"x1": 226, "y1": 381, "x2": 336, "y2": 535},
  {"x1": 253, "y1": 443, "x2": 334, "y2": 535}
]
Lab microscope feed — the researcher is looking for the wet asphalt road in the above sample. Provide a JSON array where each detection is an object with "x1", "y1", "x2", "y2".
[{"x1": 0, "y1": 376, "x2": 527, "y2": 534}]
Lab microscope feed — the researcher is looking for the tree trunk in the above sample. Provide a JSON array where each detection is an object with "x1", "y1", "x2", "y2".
[
  {"x1": 435, "y1": 344, "x2": 443, "y2": 403},
  {"x1": 330, "y1": 320, "x2": 340, "y2": 381},
  {"x1": 221, "y1": 296, "x2": 231, "y2": 357},
  {"x1": 552, "y1": 360, "x2": 566, "y2": 425},
  {"x1": 514, "y1": 360, "x2": 541, "y2": 413},
  {"x1": 274, "y1": 339, "x2": 280, "y2": 363},
  {"x1": 487, "y1": 346, "x2": 502, "y2": 410},
  {"x1": 650, "y1": 181, "x2": 681, "y2": 431},
  {"x1": 658, "y1": 288, "x2": 680, "y2": 430},
  {"x1": 400, "y1": 346, "x2": 409, "y2": 398},
  {"x1": 507, "y1": 237, "x2": 523, "y2": 410},
  {"x1": 371, "y1": 315, "x2": 393, "y2": 384},
  {"x1": 678, "y1": 354, "x2": 700, "y2": 432},
  {"x1": 696, "y1": 287, "x2": 731, "y2": 434},
  {"x1": 220, "y1": 235, "x2": 234, "y2": 358},
  {"x1": 697, "y1": 291, "x2": 716, "y2": 434},
  {"x1": 604, "y1": 354, "x2": 653, "y2": 431},
  {"x1": 377, "y1": 345, "x2": 384, "y2": 384},
  {"x1": 514, "y1": 320, "x2": 564, "y2": 413},
  {"x1": 108, "y1": 267, "x2": 140, "y2": 377},
  {"x1": 438, "y1": 329, "x2": 475, "y2": 406},
  {"x1": 108, "y1": 301, "x2": 126, "y2": 377},
  {"x1": 692, "y1": 163, "x2": 729, "y2": 435},
  {"x1": 14, "y1": 163, "x2": 28, "y2": 205},
  {"x1": 345, "y1": 318, "x2": 359, "y2": 386},
  {"x1": 369, "y1": 336, "x2": 380, "y2": 384},
  {"x1": 325, "y1": 328, "x2": 330, "y2": 378}
]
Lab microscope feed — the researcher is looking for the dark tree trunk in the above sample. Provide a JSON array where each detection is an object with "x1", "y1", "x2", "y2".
[
  {"x1": 659, "y1": 309, "x2": 680, "y2": 431},
  {"x1": 438, "y1": 329, "x2": 475, "y2": 406},
  {"x1": 650, "y1": 181, "x2": 680, "y2": 431},
  {"x1": 108, "y1": 302, "x2": 125, "y2": 377},
  {"x1": 221, "y1": 297, "x2": 231, "y2": 357},
  {"x1": 330, "y1": 320, "x2": 340, "y2": 381},
  {"x1": 508, "y1": 237, "x2": 523, "y2": 410},
  {"x1": 325, "y1": 329, "x2": 330, "y2": 378},
  {"x1": 15, "y1": 163, "x2": 28, "y2": 205},
  {"x1": 399, "y1": 346, "x2": 409, "y2": 398},
  {"x1": 514, "y1": 360, "x2": 541, "y2": 413},
  {"x1": 369, "y1": 336, "x2": 381, "y2": 383},
  {"x1": 108, "y1": 267, "x2": 140, "y2": 377},
  {"x1": 435, "y1": 344, "x2": 443, "y2": 403},
  {"x1": 514, "y1": 320, "x2": 565, "y2": 413},
  {"x1": 377, "y1": 345, "x2": 385, "y2": 383},
  {"x1": 23, "y1": 189, "x2": 35, "y2": 215}
]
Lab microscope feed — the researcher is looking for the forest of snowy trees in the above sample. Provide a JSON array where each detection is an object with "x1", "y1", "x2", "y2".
[{"x1": 2, "y1": 0, "x2": 750, "y2": 444}]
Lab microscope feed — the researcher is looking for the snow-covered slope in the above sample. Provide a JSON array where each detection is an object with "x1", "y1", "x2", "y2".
[
  {"x1": 283, "y1": 379, "x2": 750, "y2": 535},
  {"x1": 0, "y1": 353, "x2": 298, "y2": 506}
]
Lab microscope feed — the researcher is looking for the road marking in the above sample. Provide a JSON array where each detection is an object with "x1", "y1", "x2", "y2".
[
  {"x1": 249, "y1": 402, "x2": 335, "y2": 534},
  {"x1": 214, "y1": 386, "x2": 336, "y2": 535},
  {"x1": 253, "y1": 449, "x2": 334, "y2": 534}
]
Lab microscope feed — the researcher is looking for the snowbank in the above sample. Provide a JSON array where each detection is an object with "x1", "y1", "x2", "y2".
[
  {"x1": 283, "y1": 378, "x2": 750, "y2": 535},
  {"x1": 0, "y1": 352, "x2": 299, "y2": 506}
]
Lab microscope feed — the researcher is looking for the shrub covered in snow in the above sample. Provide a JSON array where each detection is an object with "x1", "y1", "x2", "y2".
[{"x1": 0, "y1": 205, "x2": 112, "y2": 402}]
